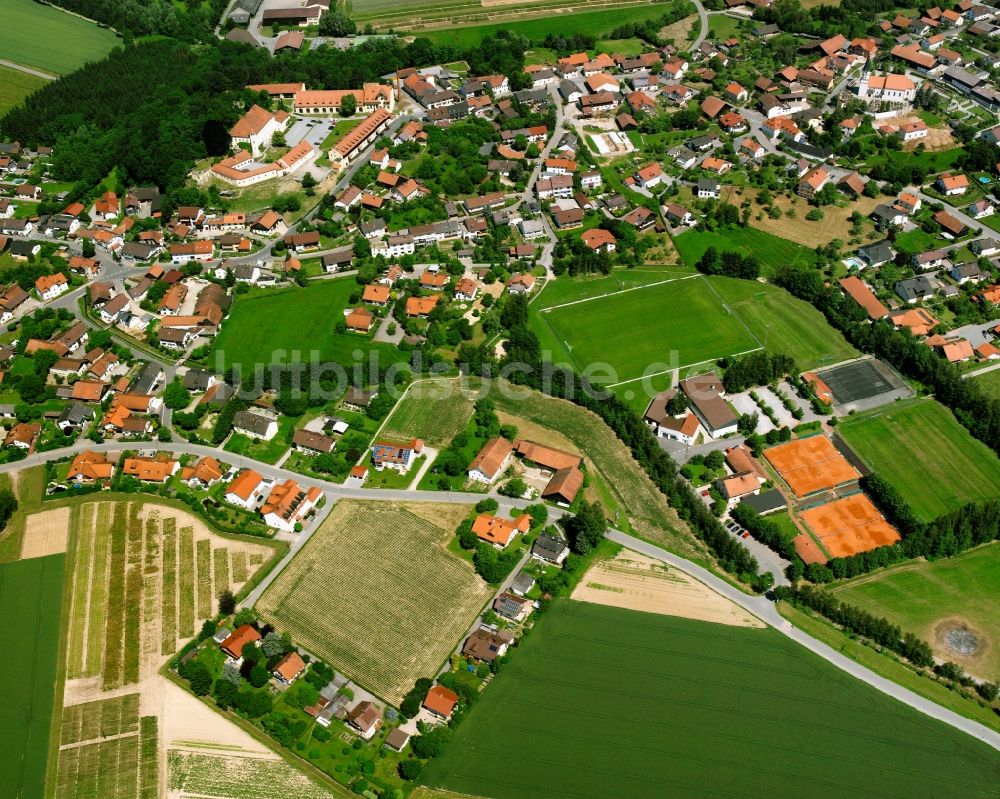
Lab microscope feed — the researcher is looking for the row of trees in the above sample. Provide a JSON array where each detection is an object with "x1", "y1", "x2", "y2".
[
  {"x1": 695, "y1": 247, "x2": 761, "y2": 281},
  {"x1": 774, "y1": 584, "x2": 935, "y2": 668}
]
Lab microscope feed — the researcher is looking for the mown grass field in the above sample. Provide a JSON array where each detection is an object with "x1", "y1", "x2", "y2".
[
  {"x1": 533, "y1": 276, "x2": 758, "y2": 382},
  {"x1": 257, "y1": 500, "x2": 491, "y2": 704},
  {"x1": 0, "y1": 0, "x2": 119, "y2": 75},
  {"x1": 673, "y1": 227, "x2": 818, "y2": 277},
  {"x1": 0, "y1": 65, "x2": 49, "y2": 116},
  {"x1": 211, "y1": 279, "x2": 409, "y2": 375},
  {"x1": 0, "y1": 554, "x2": 65, "y2": 799},
  {"x1": 709, "y1": 276, "x2": 858, "y2": 370},
  {"x1": 490, "y1": 382, "x2": 704, "y2": 560},
  {"x1": 838, "y1": 398, "x2": 1000, "y2": 521},
  {"x1": 381, "y1": 380, "x2": 475, "y2": 446},
  {"x1": 831, "y1": 544, "x2": 1000, "y2": 679},
  {"x1": 421, "y1": 600, "x2": 1000, "y2": 799}
]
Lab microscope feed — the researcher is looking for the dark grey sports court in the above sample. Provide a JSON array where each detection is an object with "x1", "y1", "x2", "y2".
[{"x1": 817, "y1": 359, "x2": 913, "y2": 413}]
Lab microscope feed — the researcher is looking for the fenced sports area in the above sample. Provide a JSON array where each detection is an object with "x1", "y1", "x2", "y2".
[
  {"x1": 763, "y1": 436, "x2": 860, "y2": 498},
  {"x1": 816, "y1": 358, "x2": 911, "y2": 412},
  {"x1": 800, "y1": 494, "x2": 900, "y2": 560}
]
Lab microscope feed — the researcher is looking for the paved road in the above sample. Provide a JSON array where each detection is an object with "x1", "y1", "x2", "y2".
[
  {"x1": 11, "y1": 428, "x2": 1000, "y2": 748},
  {"x1": 0, "y1": 58, "x2": 56, "y2": 80},
  {"x1": 606, "y1": 529, "x2": 1000, "y2": 753},
  {"x1": 691, "y1": 0, "x2": 709, "y2": 51}
]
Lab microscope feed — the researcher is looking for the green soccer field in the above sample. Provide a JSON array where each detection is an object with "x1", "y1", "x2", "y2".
[
  {"x1": 533, "y1": 276, "x2": 759, "y2": 383},
  {"x1": 0, "y1": 555, "x2": 65, "y2": 799},
  {"x1": 709, "y1": 276, "x2": 858, "y2": 370},
  {"x1": 0, "y1": 0, "x2": 119, "y2": 75},
  {"x1": 831, "y1": 544, "x2": 1000, "y2": 679},
  {"x1": 673, "y1": 227, "x2": 818, "y2": 277},
  {"x1": 421, "y1": 600, "x2": 1000, "y2": 798},
  {"x1": 838, "y1": 398, "x2": 1000, "y2": 521},
  {"x1": 210, "y1": 279, "x2": 409, "y2": 376}
]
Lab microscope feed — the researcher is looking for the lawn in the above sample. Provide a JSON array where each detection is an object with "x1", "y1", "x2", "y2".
[
  {"x1": 838, "y1": 398, "x2": 1000, "y2": 521},
  {"x1": 673, "y1": 227, "x2": 818, "y2": 276},
  {"x1": 211, "y1": 279, "x2": 409, "y2": 376},
  {"x1": 421, "y1": 600, "x2": 1000, "y2": 798},
  {"x1": 533, "y1": 276, "x2": 759, "y2": 382},
  {"x1": 223, "y1": 414, "x2": 297, "y2": 464},
  {"x1": 972, "y1": 367, "x2": 1000, "y2": 397},
  {"x1": 380, "y1": 379, "x2": 475, "y2": 446},
  {"x1": 533, "y1": 266, "x2": 696, "y2": 310},
  {"x1": 0, "y1": 554, "x2": 65, "y2": 799},
  {"x1": 709, "y1": 276, "x2": 858, "y2": 370},
  {"x1": 256, "y1": 500, "x2": 493, "y2": 704},
  {"x1": 893, "y1": 228, "x2": 948, "y2": 255},
  {"x1": 0, "y1": 0, "x2": 120, "y2": 75},
  {"x1": 0, "y1": 65, "x2": 49, "y2": 116},
  {"x1": 831, "y1": 543, "x2": 1000, "y2": 679}
]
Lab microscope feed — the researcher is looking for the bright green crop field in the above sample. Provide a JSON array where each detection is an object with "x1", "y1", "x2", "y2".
[
  {"x1": 838, "y1": 398, "x2": 1000, "y2": 521},
  {"x1": 421, "y1": 600, "x2": 1000, "y2": 798},
  {"x1": 0, "y1": 0, "x2": 119, "y2": 75},
  {"x1": 210, "y1": 279, "x2": 409, "y2": 375},
  {"x1": 0, "y1": 554, "x2": 65, "y2": 799},
  {"x1": 532, "y1": 275, "x2": 759, "y2": 382}
]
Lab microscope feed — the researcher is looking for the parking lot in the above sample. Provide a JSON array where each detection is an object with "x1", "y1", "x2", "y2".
[{"x1": 284, "y1": 116, "x2": 338, "y2": 149}]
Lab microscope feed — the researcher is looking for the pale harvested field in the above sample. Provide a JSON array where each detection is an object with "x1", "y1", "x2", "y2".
[
  {"x1": 168, "y1": 750, "x2": 332, "y2": 799},
  {"x1": 728, "y1": 185, "x2": 884, "y2": 248},
  {"x1": 572, "y1": 550, "x2": 764, "y2": 627},
  {"x1": 257, "y1": 500, "x2": 493, "y2": 704},
  {"x1": 20, "y1": 505, "x2": 70, "y2": 558}
]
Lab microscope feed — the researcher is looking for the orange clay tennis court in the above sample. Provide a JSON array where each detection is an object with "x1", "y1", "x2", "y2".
[
  {"x1": 792, "y1": 534, "x2": 828, "y2": 565},
  {"x1": 763, "y1": 436, "x2": 860, "y2": 498},
  {"x1": 800, "y1": 494, "x2": 901, "y2": 559}
]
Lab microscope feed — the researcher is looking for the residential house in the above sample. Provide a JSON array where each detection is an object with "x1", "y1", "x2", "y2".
[
  {"x1": 233, "y1": 408, "x2": 279, "y2": 440},
  {"x1": 467, "y1": 437, "x2": 514, "y2": 484},
  {"x1": 261, "y1": 479, "x2": 322, "y2": 532},
  {"x1": 225, "y1": 469, "x2": 266, "y2": 508},
  {"x1": 471, "y1": 513, "x2": 531, "y2": 548},
  {"x1": 371, "y1": 439, "x2": 424, "y2": 473}
]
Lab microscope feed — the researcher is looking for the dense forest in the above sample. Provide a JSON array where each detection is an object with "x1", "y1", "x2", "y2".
[
  {"x1": 0, "y1": 32, "x2": 526, "y2": 209},
  {"x1": 45, "y1": 0, "x2": 230, "y2": 41}
]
